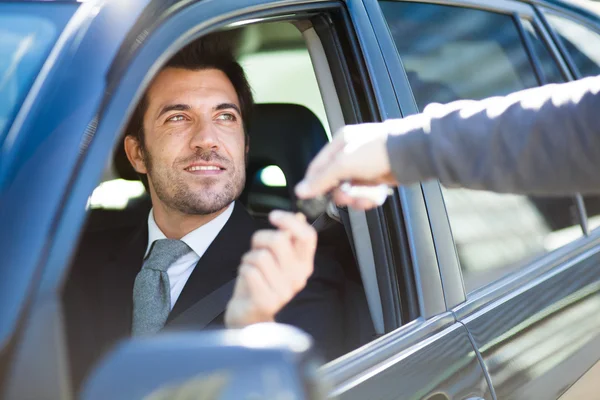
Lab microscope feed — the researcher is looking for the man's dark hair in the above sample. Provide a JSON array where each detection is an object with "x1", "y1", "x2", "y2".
[{"x1": 125, "y1": 33, "x2": 253, "y2": 188}]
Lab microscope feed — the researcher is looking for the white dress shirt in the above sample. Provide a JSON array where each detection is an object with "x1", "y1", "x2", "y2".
[{"x1": 145, "y1": 202, "x2": 235, "y2": 309}]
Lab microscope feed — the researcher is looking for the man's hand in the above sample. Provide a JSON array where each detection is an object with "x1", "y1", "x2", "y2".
[
  {"x1": 295, "y1": 123, "x2": 397, "y2": 210},
  {"x1": 224, "y1": 211, "x2": 317, "y2": 328}
]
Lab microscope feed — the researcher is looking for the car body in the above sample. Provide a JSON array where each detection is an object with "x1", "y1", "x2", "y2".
[{"x1": 2, "y1": 0, "x2": 600, "y2": 399}]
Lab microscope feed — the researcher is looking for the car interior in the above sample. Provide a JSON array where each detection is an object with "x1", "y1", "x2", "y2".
[{"x1": 62, "y1": 19, "x2": 380, "y2": 387}]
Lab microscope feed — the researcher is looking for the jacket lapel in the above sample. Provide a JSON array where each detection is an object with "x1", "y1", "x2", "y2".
[
  {"x1": 166, "y1": 202, "x2": 262, "y2": 324},
  {"x1": 99, "y1": 224, "x2": 147, "y2": 339}
]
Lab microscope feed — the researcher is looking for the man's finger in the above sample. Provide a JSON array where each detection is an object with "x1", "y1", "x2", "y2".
[
  {"x1": 251, "y1": 228, "x2": 310, "y2": 292},
  {"x1": 268, "y1": 210, "x2": 317, "y2": 257},
  {"x1": 351, "y1": 198, "x2": 379, "y2": 210},
  {"x1": 251, "y1": 229, "x2": 294, "y2": 266},
  {"x1": 332, "y1": 188, "x2": 353, "y2": 207},
  {"x1": 296, "y1": 155, "x2": 349, "y2": 199},
  {"x1": 242, "y1": 249, "x2": 288, "y2": 298},
  {"x1": 240, "y1": 264, "x2": 281, "y2": 315},
  {"x1": 332, "y1": 190, "x2": 380, "y2": 210}
]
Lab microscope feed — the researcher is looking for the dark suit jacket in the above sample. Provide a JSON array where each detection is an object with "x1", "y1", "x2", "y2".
[
  {"x1": 386, "y1": 75, "x2": 600, "y2": 195},
  {"x1": 64, "y1": 202, "x2": 345, "y2": 389}
]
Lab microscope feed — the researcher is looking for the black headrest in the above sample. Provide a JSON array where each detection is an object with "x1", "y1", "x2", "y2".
[
  {"x1": 113, "y1": 103, "x2": 329, "y2": 195},
  {"x1": 246, "y1": 103, "x2": 328, "y2": 192}
]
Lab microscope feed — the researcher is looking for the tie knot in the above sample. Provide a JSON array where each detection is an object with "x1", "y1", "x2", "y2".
[{"x1": 144, "y1": 239, "x2": 192, "y2": 272}]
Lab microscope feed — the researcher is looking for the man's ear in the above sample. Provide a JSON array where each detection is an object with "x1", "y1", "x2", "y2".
[{"x1": 124, "y1": 135, "x2": 148, "y2": 174}]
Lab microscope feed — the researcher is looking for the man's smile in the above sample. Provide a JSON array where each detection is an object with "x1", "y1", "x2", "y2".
[{"x1": 184, "y1": 161, "x2": 226, "y2": 175}]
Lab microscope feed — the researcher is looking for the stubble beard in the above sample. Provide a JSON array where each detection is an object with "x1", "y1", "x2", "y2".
[{"x1": 145, "y1": 150, "x2": 245, "y2": 216}]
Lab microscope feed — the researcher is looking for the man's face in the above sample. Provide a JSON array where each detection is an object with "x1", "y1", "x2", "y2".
[{"x1": 135, "y1": 67, "x2": 247, "y2": 215}]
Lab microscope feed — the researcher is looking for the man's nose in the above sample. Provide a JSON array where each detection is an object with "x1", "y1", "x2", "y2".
[{"x1": 189, "y1": 120, "x2": 219, "y2": 151}]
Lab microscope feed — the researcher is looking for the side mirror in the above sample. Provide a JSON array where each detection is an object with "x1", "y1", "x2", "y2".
[{"x1": 81, "y1": 323, "x2": 330, "y2": 400}]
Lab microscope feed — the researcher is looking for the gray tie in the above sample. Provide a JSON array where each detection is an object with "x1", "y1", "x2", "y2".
[{"x1": 132, "y1": 239, "x2": 192, "y2": 336}]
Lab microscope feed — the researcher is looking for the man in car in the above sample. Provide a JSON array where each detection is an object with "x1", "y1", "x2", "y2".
[{"x1": 64, "y1": 35, "x2": 344, "y2": 388}]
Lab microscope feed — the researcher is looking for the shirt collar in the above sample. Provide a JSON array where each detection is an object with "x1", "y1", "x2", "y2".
[{"x1": 145, "y1": 202, "x2": 235, "y2": 258}]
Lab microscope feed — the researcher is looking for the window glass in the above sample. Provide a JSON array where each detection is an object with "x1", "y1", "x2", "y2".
[
  {"x1": 520, "y1": 19, "x2": 565, "y2": 84},
  {"x1": 546, "y1": 13, "x2": 600, "y2": 77},
  {"x1": 0, "y1": 3, "x2": 75, "y2": 145},
  {"x1": 380, "y1": 1, "x2": 582, "y2": 293},
  {"x1": 544, "y1": 14, "x2": 600, "y2": 231},
  {"x1": 237, "y1": 22, "x2": 330, "y2": 138},
  {"x1": 379, "y1": 2, "x2": 538, "y2": 110}
]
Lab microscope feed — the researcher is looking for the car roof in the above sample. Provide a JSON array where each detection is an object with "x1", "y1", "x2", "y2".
[
  {"x1": 23, "y1": 0, "x2": 600, "y2": 26},
  {"x1": 532, "y1": 0, "x2": 600, "y2": 22}
]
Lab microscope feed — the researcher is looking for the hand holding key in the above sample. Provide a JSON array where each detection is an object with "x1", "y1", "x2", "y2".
[
  {"x1": 224, "y1": 211, "x2": 316, "y2": 328},
  {"x1": 295, "y1": 123, "x2": 397, "y2": 210}
]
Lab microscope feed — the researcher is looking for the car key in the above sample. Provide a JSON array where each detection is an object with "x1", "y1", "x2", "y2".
[{"x1": 297, "y1": 183, "x2": 392, "y2": 219}]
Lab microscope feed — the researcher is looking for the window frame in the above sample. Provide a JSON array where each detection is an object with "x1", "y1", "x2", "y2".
[
  {"x1": 98, "y1": 0, "x2": 406, "y2": 336},
  {"x1": 362, "y1": 0, "x2": 449, "y2": 323},
  {"x1": 90, "y1": 0, "x2": 430, "y2": 337},
  {"x1": 311, "y1": 12, "x2": 407, "y2": 331},
  {"x1": 537, "y1": 4, "x2": 600, "y2": 80}
]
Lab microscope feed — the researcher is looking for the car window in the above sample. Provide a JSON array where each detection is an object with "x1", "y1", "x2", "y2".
[
  {"x1": 66, "y1": 17, "x2": 377, "y2": 387},
  {"x1": 520, "y1": 18, "x2": 565, "y2": 84},
  {"x1": 380, "y1": 2, "x2": 582, "y2": 293},
  {"x1": 379, "y1": 2, "x2": 538, "y2": 110},
  {"x1": 238, "y1": 22, "x2": 330, "y2": 138},
  {"x1": 545, "y1": 13, "x2": 600, "y2": 78},
  {"x1": 0, "y1": 3, "x2": 75, "y2": 146},
  {"x1": 543, "y1": 14, "x2": 600, "y2": 231}
]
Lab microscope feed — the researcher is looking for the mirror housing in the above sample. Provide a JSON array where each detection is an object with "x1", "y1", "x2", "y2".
[{"x1": 81, "y1": 323, "x2": 329, "y2": 400}]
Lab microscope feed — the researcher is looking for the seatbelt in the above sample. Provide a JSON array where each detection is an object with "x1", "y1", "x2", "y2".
[{"x1": 166, "y1": 280, "x2": 236, "y2": 330}]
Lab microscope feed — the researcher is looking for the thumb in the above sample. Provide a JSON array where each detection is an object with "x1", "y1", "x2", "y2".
[{"x1": 296, "y1": 154, "x2": 349, "y2": 199}]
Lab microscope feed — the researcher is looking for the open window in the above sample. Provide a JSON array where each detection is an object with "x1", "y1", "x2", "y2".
[{"x1": 60, "y1": 4, "x2": 417, "y2": 393}]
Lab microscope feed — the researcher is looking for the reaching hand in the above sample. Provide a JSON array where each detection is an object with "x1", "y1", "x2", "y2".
[
  {"x1": 295, "y1": 123, "x2": 397, "y2": 210},
  {"x1": 224, "y1": 211, "x2": 317, "y2": 328}
]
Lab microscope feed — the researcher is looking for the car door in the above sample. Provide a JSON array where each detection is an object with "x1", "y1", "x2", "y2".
[
  {"x1": 75, "y1": 1, "x2": 491, "y2": 398},
  {"x1": 371, "y1": 0, "x2": 600, "y2": 398},
  {"x1": 317, "y1": 1, "x2": 492, "y2": 399},
  {"x1": 536, "y1": 4, "x2": 600, "y2": 399},
  {"x1": 2, "y1": 0, "x2": 490, "y2": 399}
]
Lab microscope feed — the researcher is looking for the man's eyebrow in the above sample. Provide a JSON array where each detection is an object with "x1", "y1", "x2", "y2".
[
  {"x1": 157, "y1": 104, "x2": 191, "y2": 120},
  {"x1": 215, "y1": 103, "x2": 242, "y2": 115}
]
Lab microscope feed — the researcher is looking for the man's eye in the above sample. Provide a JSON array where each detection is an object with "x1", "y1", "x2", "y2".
[
  {"x1": 216, "y1": 113, "x2": 237, "y2": 122},
  {"x1": 167, "y1": 115, "x2": 186, "y2": 122}
]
